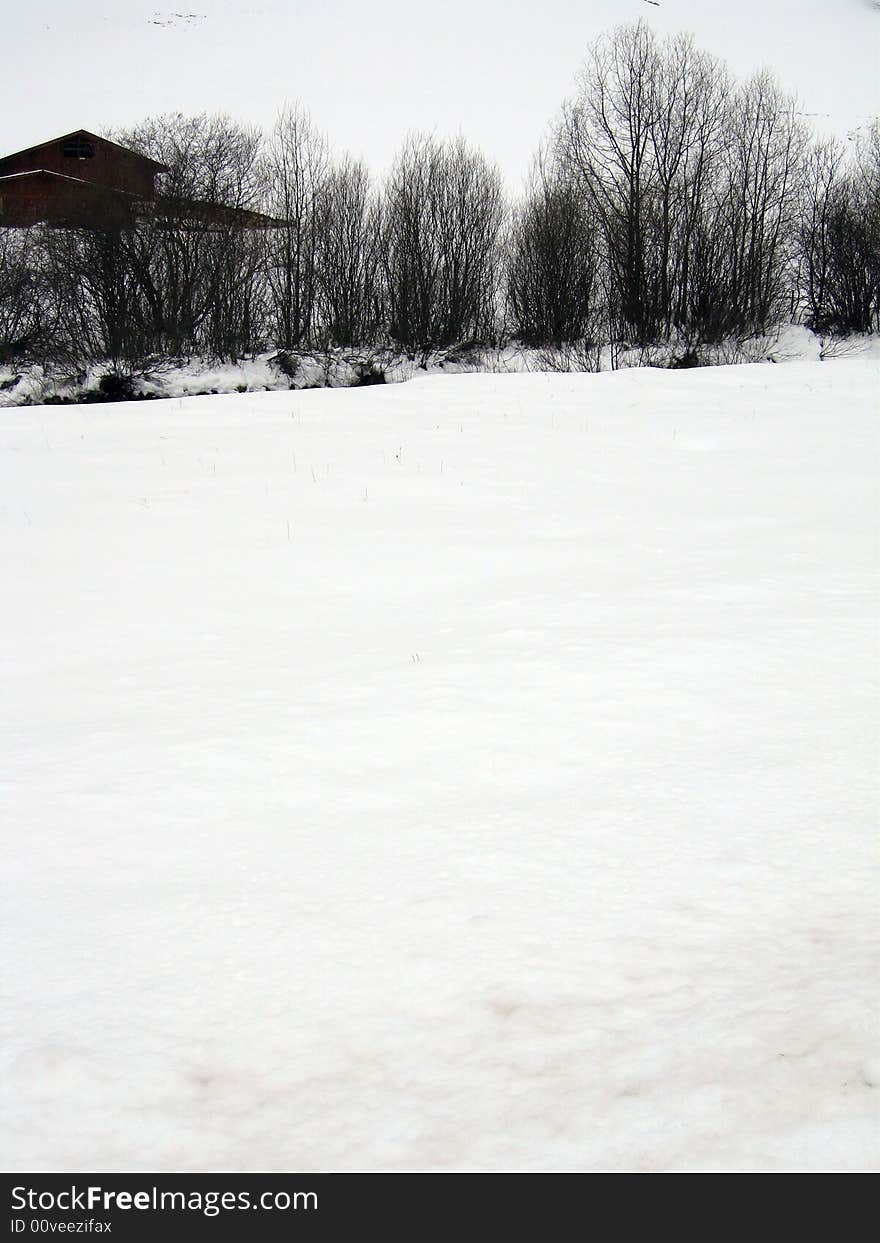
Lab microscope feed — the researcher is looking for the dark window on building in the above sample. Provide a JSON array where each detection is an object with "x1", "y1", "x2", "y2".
[{"x1": 61, "y1": 137, "x2": 94, "y2": 160}]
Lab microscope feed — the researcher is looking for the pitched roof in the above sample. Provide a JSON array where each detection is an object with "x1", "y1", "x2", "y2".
[{"x1": 0, "y1": 130, "x2": 168, "y2": 173}]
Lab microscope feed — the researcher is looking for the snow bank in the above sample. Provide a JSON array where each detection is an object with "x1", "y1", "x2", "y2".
[
  {"x1": 0, "y1": 359, "x2": 877, "y2": 1171},
  {"x1": 2, "y1": 328, "x2": 879, "y2": 408}
]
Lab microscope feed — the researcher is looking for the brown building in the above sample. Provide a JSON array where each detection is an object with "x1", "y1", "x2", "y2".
[
  {"x1": 0, "y1": 128, "x2": 285, "y2": 231},
  {"x1": 0, "y1": 130, "x2": 167, "y2": 228}
]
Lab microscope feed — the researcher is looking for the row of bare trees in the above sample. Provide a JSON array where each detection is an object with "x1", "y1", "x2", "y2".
[
  {"x1": 800, "y1": 129, "x2": 880, "y2": 335},
  {"x1": 1, "y1": 24, "x2": 878, "y2": 378},
  {"x1": 0, "y1": 110, "x2": 504, "y2": 371},
  {"x1": 522, "y1": 23, "x2": 879, "y2": 346}
]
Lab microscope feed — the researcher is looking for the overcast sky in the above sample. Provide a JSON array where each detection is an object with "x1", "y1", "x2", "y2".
[{"x1": 4, "y1": 1, "x2": 878, "y2": 184}]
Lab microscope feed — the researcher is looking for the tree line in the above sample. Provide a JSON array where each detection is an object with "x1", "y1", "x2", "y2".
[{"x1": 1, "y1": 22, "x2": 878, "y2": 376}]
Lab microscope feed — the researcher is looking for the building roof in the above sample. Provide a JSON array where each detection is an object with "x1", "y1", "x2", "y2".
[{"x1": 0, "y1": 130, "x2": 169, "y2": 173}]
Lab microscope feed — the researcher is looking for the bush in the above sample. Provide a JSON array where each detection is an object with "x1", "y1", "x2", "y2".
[{"x1": 97, "y1": 373, "x2": 137, "y2": 401}]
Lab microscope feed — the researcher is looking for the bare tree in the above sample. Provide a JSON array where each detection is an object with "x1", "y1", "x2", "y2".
[
  {"x1": 506, "y1": 153, "x2": 602, "y2": 345},
  {"x1": 645, "y1": 32, "x2": 730, "y2": 339},
  {"x1": 263, "y1": 105, "x2": 329, "y2": 349},
  {"x1": 799, "y1": 123, "x2": 880, "y2": 334},
  {"x1": 315, "y1": 156, "x2": 383, "y2": 346},
  {"x1": 0, "y1": 228, "x2": 54, "y2": 364},
  {"x1": 713, "y1": 73, "x2": 806, "y2": 335},
  {"x1": 799, "y1": 137, "x2": 845, "y2": 331},
  {"x1": 118, "y1": 112, "x2": 267, "y2": 362},
  {"x1": 847, "y1": 119, "x2": 880, "y2": 332},
  {"x1": 557, "y1": 22, "x2": 660, "y2": 342},
  {"x1": 557, "y1": 23, "x2": 737, "y2": 344},
  {"x1": 381, "y1": 134, "x2": 503, "y2": 358},
  {"x1": 44, "y1": 225, "x2": 154, "y2": 373}
]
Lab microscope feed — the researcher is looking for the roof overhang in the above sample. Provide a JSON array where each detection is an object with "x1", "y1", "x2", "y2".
[{"x1": 0, "y1": 169, "x2": 139, "y2": 196}]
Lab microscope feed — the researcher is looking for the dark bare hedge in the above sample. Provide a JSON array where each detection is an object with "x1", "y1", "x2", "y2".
[
  {"x1": 380, "y1": 135, "x2": 503, "y2": 359},
  {"x1": 0, "y1": 25, "x2": 877, "y2": 380}
]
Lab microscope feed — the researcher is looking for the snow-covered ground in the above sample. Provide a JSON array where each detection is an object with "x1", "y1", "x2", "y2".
[
  {"x1": 1, "y1": 360, "x2": 877, "y2": 1172},
  {"x1": 3, "y1": 323, "x2": 877, "y2": 408}
]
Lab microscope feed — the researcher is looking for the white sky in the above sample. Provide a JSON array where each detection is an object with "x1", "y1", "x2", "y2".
[{"x1": 4, "y1": 1, "x2": 878, "y2": 185}]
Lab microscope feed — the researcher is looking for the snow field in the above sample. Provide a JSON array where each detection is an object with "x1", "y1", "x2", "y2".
[{"x1": 1, "y1": 361, "x2": 877, "y2": 1170}]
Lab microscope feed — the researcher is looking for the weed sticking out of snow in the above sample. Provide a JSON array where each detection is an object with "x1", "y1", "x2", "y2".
[{"x1": 2, "y1": 329, "x2": 879, "y2": 409}]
